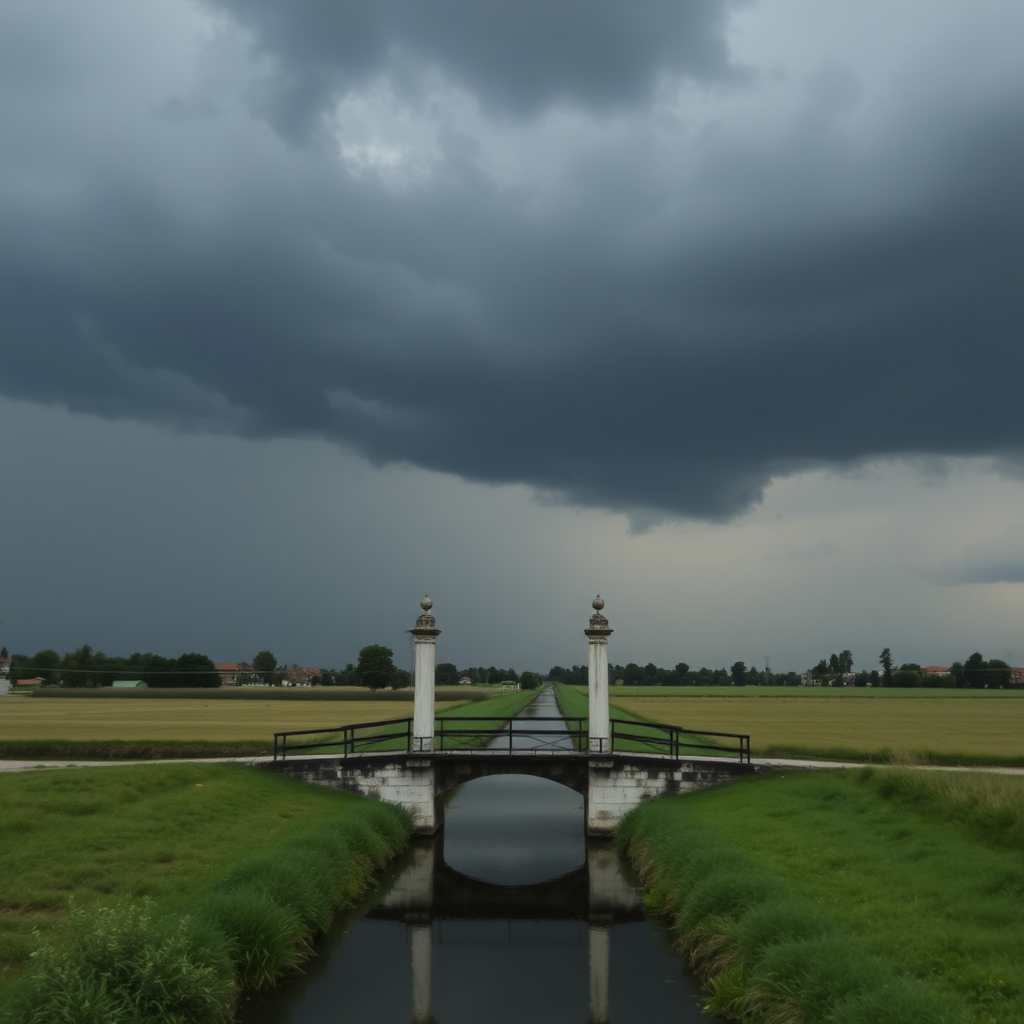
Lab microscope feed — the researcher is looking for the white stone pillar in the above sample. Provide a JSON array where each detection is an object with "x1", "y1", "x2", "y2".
[
  {"x1": 585, "y1": 595, "x2": 612, "y2": 753},
  {"x1": 409, "y1": 596, "x2": 440, "y2": 753},
  {"x1": 588, "y1": 922, "x2": 611, "y2": 1024},
  {"x1": 410, "y1": 921, "x2": 434, "y2": 1024}
]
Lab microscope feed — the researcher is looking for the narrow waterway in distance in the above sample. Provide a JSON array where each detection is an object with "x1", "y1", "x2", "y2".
[{"x1": 237, "y1": 688, "x2": 717, "y2": 1023}]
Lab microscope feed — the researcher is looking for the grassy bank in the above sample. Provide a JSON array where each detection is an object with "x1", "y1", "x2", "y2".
[
  {"x1": 618, "y1": 769, "x2": 1024, "y2": 1024},
  {"x1": 605, "y1": 691, "x2": 1024, "y2": 765},
  {"x1": 0, "y1": 763, "x2": 411, "y2": 1006}
]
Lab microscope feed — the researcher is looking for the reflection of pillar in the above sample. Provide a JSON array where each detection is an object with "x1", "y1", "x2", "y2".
[
  {"x1": 588, "y1": 922, "x2": 610, "y2": 1024},
  {"x1": 410, "y1": 921, "x2": 433, "y2": 1024},
  {"x1": 409, "y1": 597, "x2": 440, "y2": 752},
  {"x1": 585, "y1": 596, "x2": 613, "y2": 753}
]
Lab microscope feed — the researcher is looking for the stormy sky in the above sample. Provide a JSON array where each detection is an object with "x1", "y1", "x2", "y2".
[{"x1": 2, "y1": 0, "x2": 1022, "y2": 675}]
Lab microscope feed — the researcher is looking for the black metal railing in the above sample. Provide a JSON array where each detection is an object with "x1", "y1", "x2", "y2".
[
  {"x1": 610, "y1": 718, "x2": 750, "y2": 762},
  {"x1": 273, "y1": 717, "x2": 412, "y2": 760},
  {"x1": 272, "y1": 715, "x2": 750, "y2": 762},
  {"x1": 434, "y1": 715, "x2": 587, "y2": 752}
]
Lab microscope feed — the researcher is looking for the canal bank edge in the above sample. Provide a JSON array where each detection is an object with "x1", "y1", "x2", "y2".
[
  {"x1": 616, "y1": 786, "x2": 969, "y2": 1024},
  {"x1": 0, "y1": 797, "x2": 414, "y2": 1024}
]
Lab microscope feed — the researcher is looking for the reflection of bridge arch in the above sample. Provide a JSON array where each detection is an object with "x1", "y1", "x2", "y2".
[{"x1": 368, "y1": 837, "x2": 642, "y2": 1024}]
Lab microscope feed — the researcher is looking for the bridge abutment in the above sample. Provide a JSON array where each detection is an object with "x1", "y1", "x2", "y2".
[{"x1": 267, "y1": 753, "x2": 756, "y2": 836}]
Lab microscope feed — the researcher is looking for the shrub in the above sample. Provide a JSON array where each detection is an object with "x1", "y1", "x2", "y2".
[{"x1": 1, "y1": 900, "x2": 234, "y2": 1024}]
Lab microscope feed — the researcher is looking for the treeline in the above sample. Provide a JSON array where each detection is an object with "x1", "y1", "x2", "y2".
[
  {"x1": 435, "y1": 662, "x2": 541, "y2": 689},
  {"x1": 9, "y1": 646, "x2": 221, "y2": 688},
  {"x1": 548, "y1": 663, "x2": 803, "y2": 687}
]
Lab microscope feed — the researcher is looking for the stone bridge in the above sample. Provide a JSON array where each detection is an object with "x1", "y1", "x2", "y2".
[
  {"x1": 263, "y1": 595, "x2": 756, "y2": 835},
  {"x1": 266, "y1": 748, "x2": 757, "y2": 836}
]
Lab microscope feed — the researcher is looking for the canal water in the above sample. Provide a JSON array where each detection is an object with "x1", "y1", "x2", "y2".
[{"x1": 237, "y1": 688, "x2": 716, "y2": 1023}]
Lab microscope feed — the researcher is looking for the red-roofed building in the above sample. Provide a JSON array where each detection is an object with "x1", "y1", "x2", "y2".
[
  {"x1": 922, "y1": 666, "x2": 950, "y2": 677},
  {"x1": 215, "y1": 663, "x2": 248, "y2": 686}
]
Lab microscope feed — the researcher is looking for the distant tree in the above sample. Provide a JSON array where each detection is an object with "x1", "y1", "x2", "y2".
[
  {"x1": 891, "y1": 669, "x2": 920, "y2": 688},
  {"x1": 354, "y1": 645, "x2": 398, "y2": 690},
  {"x1": 730, "y1": 661, "x2": 747, "y2": 686},
  {"x1": 811, "y1": 659, "x2": 829, "y2": 679},
  {"x1": 392, "y1": 667, "x2": 412, "y2": 690},
  {"x1": 986, "y1": 658, "x2": 1011, "y2": 688},
  {"x1": 252, "y1": 650, "x2": 279, "y2": 686},
  {"x1": 838, "y1": 650, "x2": 853, "y2": 673},
  {"x1": 519, "y1": 671, "x2": 541, "y2": 690},
  {"x1": 30, "y1": 649, "x2": 61, "y2": 684},
  {"x1": 964, "y1": 652, "x2": 986, "y2": 689},
  {"x1": 159, "y1": 653, "x2": 220, "y2": 688},
  {"x1": 949, "y1": 661, "x2": 966, "y2": 688},
  {"x1": 0, "y1": 646, "x2": 7, "y2": 658},
  {"x1": 436, "y1": 662, "x2": 459, "y2": 686},
  {"x1": 879, "y1": 649, "x2": 893, "y2": 687}
]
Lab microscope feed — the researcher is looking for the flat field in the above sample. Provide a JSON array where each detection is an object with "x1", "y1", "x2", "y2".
[
  {"x1": 606, "y1": 689, "x2": 1024, "y2": 762},
  {"x1": 0, "y1": 696, "x2": 466, "y2": 742}
]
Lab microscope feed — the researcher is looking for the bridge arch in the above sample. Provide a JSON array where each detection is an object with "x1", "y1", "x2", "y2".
[{"x1": 432, "y1": 753, "x2": 589, "y2": 800}]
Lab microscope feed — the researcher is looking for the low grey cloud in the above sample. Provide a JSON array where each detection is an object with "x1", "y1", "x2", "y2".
[
  {"x1": 2, "y1": 0, "x2": 1022, "y2": 528},
  {"x1": 929, "y1": 530, "x2": 1024, "y2": 585},
  {"x1": 766, "y1": 540, "x2": 841, "y2": 564}
]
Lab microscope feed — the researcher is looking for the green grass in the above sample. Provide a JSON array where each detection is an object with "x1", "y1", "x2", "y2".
[
  {"x1": 618, "y1": 770, "x2": 1024, "y2": 1024},
  {"x1": 0, "y1": 763, "x2": 406, "y2": 996},
  {"x1": 0, "y1": 739, "x2": 272, "y2": 760}
]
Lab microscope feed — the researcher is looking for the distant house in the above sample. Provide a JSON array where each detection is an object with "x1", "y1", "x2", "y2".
[
  {"x1": 112, "y1": 680, "x2": 148, "y2": 688},
  {"x1": 0, "y1": 657, "x2": 11, "y2": 679},
  {"x1": 1012, "y1": 667, "x2": 1024, "y2": 687},
  {"x1": 922, "y1": 666, "x2": 950, "y2": 677},
  {"x1": 215, "y1": 663, "x2": 246, "y2": 686},
  {"x1": 458, "y1": 676, "x2": 473, "y2": 685}
]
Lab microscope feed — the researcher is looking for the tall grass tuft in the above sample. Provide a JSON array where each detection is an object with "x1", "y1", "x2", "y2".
[
  {"x1": 0, "y1": 900, "x2": 234, "y2": 1024},
  {"x1": 191, "y1": 887, "x2": 308, "y2": 991},
  {"x1": 860, "y1": 767, "x2": 1024, "y2": 851}
]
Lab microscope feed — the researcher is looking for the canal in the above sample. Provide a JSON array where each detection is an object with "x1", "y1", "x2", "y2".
[{"x1": 238, "y1": 688, "x2": 717, "y2": 1023}]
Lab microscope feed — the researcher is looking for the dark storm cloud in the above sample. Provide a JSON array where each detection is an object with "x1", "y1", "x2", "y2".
[
  {"x1": 209, "y1": 0, "x2": 746, "y2": 140},
  {"x1": 2, "y1": 0, "x2": 1023, "y2": 524}
]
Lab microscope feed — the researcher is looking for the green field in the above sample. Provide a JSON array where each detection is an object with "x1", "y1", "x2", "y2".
[
  {"x1": 597, "y1": 688, "x2": 1024, "y2": 765},
  {"x1": 0, "y1": 695, "x2": 467, "y2": 749}
]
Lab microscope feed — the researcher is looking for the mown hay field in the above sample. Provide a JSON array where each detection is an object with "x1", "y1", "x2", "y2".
[
  {"x1": 610, "y1": 693, "x2": 1024, "y2": 759},
  {"x1": 0, "y1": 697, "x2": 467, "y2": 742}
]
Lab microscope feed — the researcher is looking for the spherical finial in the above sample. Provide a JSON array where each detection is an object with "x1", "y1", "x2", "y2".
[
  {"x1": 592, "y1": 595, "x2": 605, "y2": 611},
  {"x1": 421, "y1": 595, "x2": 433, "y2": 612}
]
